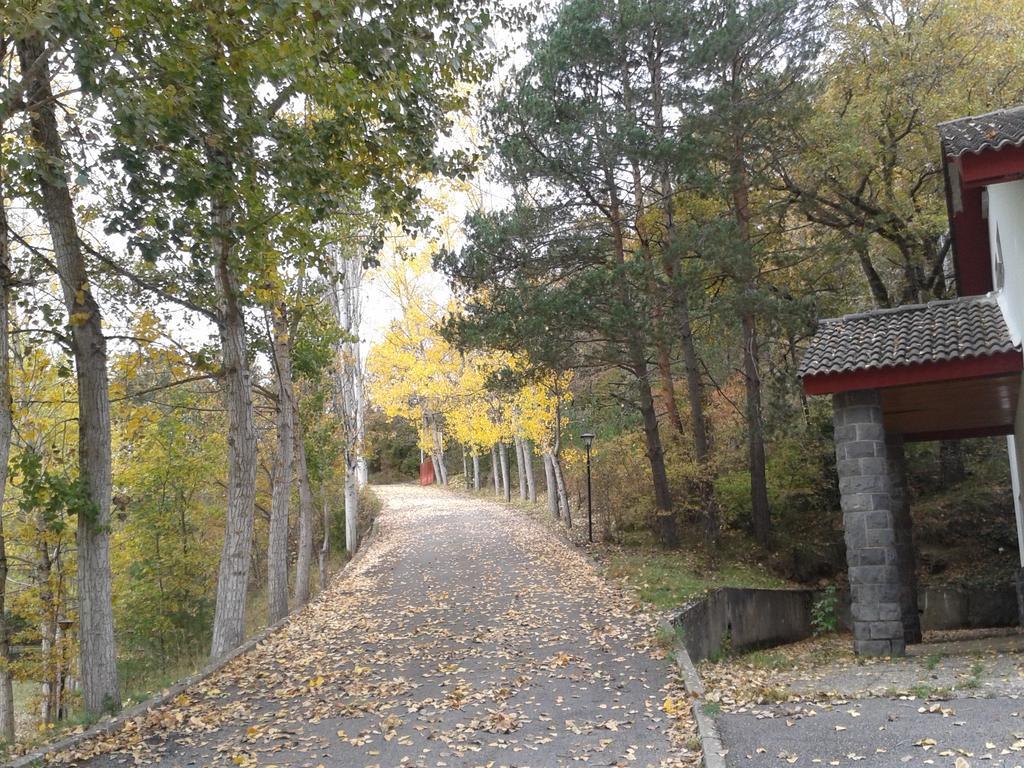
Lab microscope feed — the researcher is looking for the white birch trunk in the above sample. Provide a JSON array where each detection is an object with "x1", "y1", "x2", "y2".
[
  {"x1": 515, "y1": 437, "x2": 527, "y2": 500},
  {"x1": 543, "y1": 453, "x2": 559, "y2": 519},
  {"x1": 523, "y1": 440, "x2": 536, "y2": 503},
  {"x1": 491, "y1": 445, "x2": 500, "y2": 496},
  {"x1": 355, "y1": 365, "x2": 368, "y2": 487},
  {"x1": 18, "y1": 34, "x2": 120, "y2": 712},
  {"x1": 344, "y1": 459, "x2": 358, "y2": 555},
  {"x1": 0, "y1": 173, "x2": 15, "y2": 742},
  {"x1": 293, "y1": 419, "x2": 314, "y2": 605},
  {"x1": 317, "y1": 494, "x2": 329, "y2": 591},
  {"x1": 551, "y1": 403, "x2": 571, "y2": 526},
  {"x1": 433, "y1": 421, "x2": 448, "y2": 485},
  {"x1": 328, "y1": 247, "x2": 364, "y2": 555},
  {"x1": 266, "y1": 304, "x2": 294, "y2": 623},
  {"x1": 499, "y1": 442, "x2": 510, "y2": 501},
  {"x1": 552, "y1": 453, "x2": 571, "y2": 527},
  {"x1": 472, "y1": 454, "x2": 481, "y2": 491}
]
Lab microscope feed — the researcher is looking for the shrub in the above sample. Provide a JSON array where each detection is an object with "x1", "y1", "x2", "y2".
[{"x1": 811, "y1": 585, "x2": 838, "y2": 635}]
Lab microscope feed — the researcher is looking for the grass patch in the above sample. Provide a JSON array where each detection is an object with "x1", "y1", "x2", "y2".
[
  {"x1": 653, "y1": 623, "x2": 679, "y2": 651},
  {"x1": 910, "y1": 683, "x2": 952, "y2": 700},
  {"x1": 923, "y1": 653, "x2": 942, "y2": 671},
  {"x1": 962, "y1": 660, "x2": 985, "y2": 690},
  {"x1": 743, "y1": 650, "x2": 793, "y2": 671},
  {"x1": 606, "y1": 549, "x2": 790, "y2": 609},
  {"x1": 702, "y1": 701, "x2": 722, "y2": 716}
]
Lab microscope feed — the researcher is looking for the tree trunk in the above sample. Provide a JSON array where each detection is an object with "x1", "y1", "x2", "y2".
[
  {"x1": 603, "y1": 157, "x2": 677, "y2": 547},
  {"x1": 499, "y1": 442, "x2": 511, "y2": 501},
  {"x1": 552, "y1": 403, "x2": 571, "y2": 526},
  {"x1": 491, "y1": 445, "x2": 500, "y2": 496},
  {"x1": 544, "y1": 453, "x2": 559, "y2": 519},
  {"x1": 657, "y1": 343, "x2": 685, "y2": 437},
  {"x1": 728, "y1": 107, "x2": 770, "y2": 547},
  {"x1": 636, "y1": 352, "x2": 678, "y2": 548},
  {"x1": 434, "y1": 427, "x2": 448, "y2": 485},
  {"x1": 328, "y1": 247, "x2": 363, "y2": 553},
  {"x1": 515, "y1": 437, "x2": 527, "y2": 500},
  {"x1": 344, "y1": 459, "x2": 358, "y2": 555},
  {"x1": 18, "y1": 33, "x2": 120, "y2": 713},
  {"x1": 35, "y1": 531, "x2": 55, "y2": 723},
  {"x1": 462, "y1": 445, "x2": 470, "y2": 489},
  {"x1": 523, "y1": 440, "x2": 536, "y2": 502},
  {"x1": 649, "y1": 37, "x2": 717, "y2": 545},
  {"x1": 293, "y1": 419, "x2": 314, "y2": 605},
  {"x1": 317, "y1": 493, "x2": 329, "y2": 591},
  {"x1": 266, "y1": 304, "x2": 294, "y2": 623},
  {"x1": 208, "y1": 181, "x2": 258, "y2": 661},
  {"x1": 472, "y1": 454, "x2": 480, "y2": 491},
  {"x1": 430, "y1": 454, "x2": 441, "y2": 485},
  {"x1": 855, "y1": 234, "x2": 891, "y2": 308},
  {"x1": 743, "y1": 311, "x2": 771, "y2": 545},
  {"x1": 551, "y1": 452, "x2": 571, "y2": 528},
  {"x1": 0, "y1": 168, "x2": 15, "y2": 743}
]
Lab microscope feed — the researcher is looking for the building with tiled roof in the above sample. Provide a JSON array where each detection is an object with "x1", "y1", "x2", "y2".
[
  {"x1": 939, "y1": 106, "x2": 1024, "y2": 158},
  {"x1": 798, "y1": 106, "x2": 1024, "y2": 657},
  {"x1": 799, "y1": 295, "x2": 1016, "y2": 380}
]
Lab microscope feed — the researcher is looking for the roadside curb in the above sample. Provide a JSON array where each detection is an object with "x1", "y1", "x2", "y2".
[
  {"x1": 5, "y1": 513, "x2": 383, "y2": 768},
  {"x1": 660, "y1": 619, "x2": 728, "y2": 768}
]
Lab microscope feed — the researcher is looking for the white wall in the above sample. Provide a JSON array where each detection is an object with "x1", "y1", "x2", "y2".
[
  {"x1": 989, "y1": 180, "x2": 1024, "y2": 566},
  {"x1": 1010, "y1": 379, "x2": 1024, "y2": 567},
  {"x1": 987, "y1": 179, "x2": 1024, "y2": 344}
]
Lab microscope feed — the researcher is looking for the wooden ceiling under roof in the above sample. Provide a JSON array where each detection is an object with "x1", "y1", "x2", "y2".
[{"x1": 881, "y1": 371, "x2": 1020, "y2": 442}]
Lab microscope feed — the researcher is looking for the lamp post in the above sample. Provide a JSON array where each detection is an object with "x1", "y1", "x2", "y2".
[{"x1": 581, "y1": 433, "x2": 595, "y2": 543}]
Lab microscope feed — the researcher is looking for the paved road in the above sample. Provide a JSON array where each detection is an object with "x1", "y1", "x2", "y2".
[
  {"x1": 54, "y1": 485, "x2": 694, "y2": 768},
  {"x1": 719, "y1": 695, "x2": 1024, "y2": 767}
]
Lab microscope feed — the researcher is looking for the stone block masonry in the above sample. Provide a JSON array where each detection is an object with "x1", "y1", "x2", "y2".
[{"x1": 833, "y1": 389, "x2": 906, "y2": 656}]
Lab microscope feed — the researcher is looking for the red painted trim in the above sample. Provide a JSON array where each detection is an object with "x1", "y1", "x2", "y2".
[
  {"x1": 802, "y1": 350, "x2": 1023, "y2": 396},
  {"x1": 959, "y1": 144, "x2": 1024, "y2": 187},
  {"x1": 902, "y1": 424, "x2": 1014, "y2": 443},
  {"x1": 949, "y1": 185, "x2": 993, "y2": 296}
]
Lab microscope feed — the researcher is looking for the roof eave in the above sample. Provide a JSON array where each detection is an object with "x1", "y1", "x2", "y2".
[{"x1": 801, "y1": 349, "x2": 1023, "y2": 397}]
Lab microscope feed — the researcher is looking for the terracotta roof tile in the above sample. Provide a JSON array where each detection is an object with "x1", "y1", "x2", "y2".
[
  {"x1": 939, "y1": 106, "x2": 1024, "y2": 157},
  {"x1": 798, "y1": 295, "x2": 1019, "y2": 379}
]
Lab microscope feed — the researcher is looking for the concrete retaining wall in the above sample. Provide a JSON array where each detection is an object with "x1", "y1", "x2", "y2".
[
  {"x1": 672, "y1": 584, "x2": 1019, "y2": 664},
  {"x1": 918, "y1": 585, "x2": 1019, "y2": 630},
  {"x1": 670, "y1": 587, "x2": 816, "y2": 663}
]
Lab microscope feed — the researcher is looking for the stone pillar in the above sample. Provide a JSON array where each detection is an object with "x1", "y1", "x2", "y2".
[
  {"x1": 886, "y1": 433, "x2": 922, "y2": 645},
  {"x1": 833, "y1": 389, "x2": 906, "y2": 657}
]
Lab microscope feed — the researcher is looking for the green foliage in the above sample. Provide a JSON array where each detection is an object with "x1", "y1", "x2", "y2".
[
  {"x1": 110, "y1": 379, "x2": 224, "y2": 680},
  {"x1": 365, "y1": 412, "x2": 420, "y2": 482},
  {"x1": 810, "y1": 586, "x2": 839, "y2": 635},
  {"x1": 87, "y1": 0, "x2": 511, "y2": 309},
  {"x1": 715, "y1": 431, "x2": 836, "y2": 530},
  {"x1": 13, "y1": 448, "x2": 98, "y2": 531}
]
